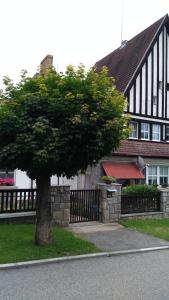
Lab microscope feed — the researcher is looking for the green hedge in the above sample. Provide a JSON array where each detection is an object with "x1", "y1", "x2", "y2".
[{"x1": 122, "y1": 184, "x2": 159, "y2": 195}]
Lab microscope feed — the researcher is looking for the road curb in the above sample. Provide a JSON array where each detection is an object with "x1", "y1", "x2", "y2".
[
  {"x1": 0, "y1": 246, "x2": 169, "y2": 270},
  {"x1": 107, "y1": 246, "x2": 169, "y2": 256},
  {"x1": 0, "y1": 252, "x2": 108, "y2": 270}
]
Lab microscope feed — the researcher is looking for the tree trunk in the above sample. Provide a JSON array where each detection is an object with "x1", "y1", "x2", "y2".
[{"x1": 35, "y1": 175, "x2": 53, "y2": 245}]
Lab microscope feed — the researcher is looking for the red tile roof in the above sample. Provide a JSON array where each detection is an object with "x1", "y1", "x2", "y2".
[
  {"x1": 102, "y1": 161, "x2": 144, "y2": 179},
  {"x1": 95, "y1": 15, "x2": 168, "y2": 93},
  {"x1": 113, "y1": 140, "x2": 169, "y2": 158}
]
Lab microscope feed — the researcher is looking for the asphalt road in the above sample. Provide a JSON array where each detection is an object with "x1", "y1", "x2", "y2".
[{"x1": 1, "y1": 250, "x2": 169, "y2": 300}]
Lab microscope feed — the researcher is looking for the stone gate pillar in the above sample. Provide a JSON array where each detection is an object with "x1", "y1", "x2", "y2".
[
  {"x1": 51, "y1": 185, "x2": 70, "y2": 227},
  {"x1": 160, "y1": 188, "x2": 169, "y2": 217},
  {"x1": 97, "y1": 183, "x2": 121, "y2": 223}
]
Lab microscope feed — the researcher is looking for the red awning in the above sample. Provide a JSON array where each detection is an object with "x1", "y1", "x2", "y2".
[{"x1": 102, "y1": 162, "x2": 145, "y2": 179}]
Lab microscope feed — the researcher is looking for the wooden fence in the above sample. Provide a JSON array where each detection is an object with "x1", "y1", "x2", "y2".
[{"x1": 0, "y1": 189, "x2": 36, "y2": 213}]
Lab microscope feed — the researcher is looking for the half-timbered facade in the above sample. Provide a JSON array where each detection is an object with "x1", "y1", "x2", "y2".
[{"x1": 81, "y1": 14, "x2": 169, "y2": 188}]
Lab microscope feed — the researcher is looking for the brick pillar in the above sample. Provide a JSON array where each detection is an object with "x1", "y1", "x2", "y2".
[
  {"x1": 160, "y1": 189, "x2": 169, "y2": 217},
  {"x1": 97, "y1": 183, "x2": 121, "y2": 223},
  {"x1": 51, "y1": 185, "x2": 70, "y2": 227}
]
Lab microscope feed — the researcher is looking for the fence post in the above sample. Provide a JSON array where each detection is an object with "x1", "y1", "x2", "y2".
[
  {"x1": 51, "y1": 185, "x2": 70, "y2": 227},
  {"x1": 97, "y1": 183, "x2": 121, "y2": 223},
  {"x1": 160, "y1": 188, "x2": 169, "y2": 217}
]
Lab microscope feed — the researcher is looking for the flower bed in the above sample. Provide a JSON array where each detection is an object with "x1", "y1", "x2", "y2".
[{"x1": 0, "y1": 178, "x2": 14, "y2": 186}]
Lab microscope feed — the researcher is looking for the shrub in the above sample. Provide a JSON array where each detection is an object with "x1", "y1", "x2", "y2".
[
  {"x1": 101, "y1": 176, "x2": 116, "y2": 183},
  {"x1": 122, "y1": 184, "x2": 159, "y2": 195}
]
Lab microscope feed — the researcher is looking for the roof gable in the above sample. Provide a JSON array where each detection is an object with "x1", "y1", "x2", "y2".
[{"x1": 95, "y1": 15, "x2": 169, "y2": 94}]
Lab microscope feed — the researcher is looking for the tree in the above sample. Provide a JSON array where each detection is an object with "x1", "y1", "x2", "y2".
[{"x1": 0, "y1": 65, "x2": 128, "y2": 245}]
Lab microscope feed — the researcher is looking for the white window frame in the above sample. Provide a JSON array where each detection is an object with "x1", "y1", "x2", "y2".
[
  {"x1": 129, "y1": 121, "x2": 138, "y2": 139},
  {"x1": 146, "y1": 165, "x2": 169, "y2": 186},
  {"x1": 147, "y1": 166, "x2": 158, "y2": 185},
  {"x1": 159, "y1": 167, "x2": 168, "y2": 185},
  {"x1": 0, "y1": 170, "x2": 15, "y2": 185},
  {"x1": 0, "y1": 170, "x2": 14, "y2": 179},
  {"x1": 152, "y1": 124, "x2": 161, "y2": 141},
  {"x1": 141, "y1": 123, "x2": 150, "y2": 140}
]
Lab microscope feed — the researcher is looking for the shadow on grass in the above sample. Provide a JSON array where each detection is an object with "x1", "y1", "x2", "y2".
[{"x1": 0, "y1": 224, "x2": 99, "y2": 264}]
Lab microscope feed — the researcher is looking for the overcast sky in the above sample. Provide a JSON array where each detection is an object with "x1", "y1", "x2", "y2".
[{"x1": 0, "y1": 0, "x2": 169, "y2": 86}]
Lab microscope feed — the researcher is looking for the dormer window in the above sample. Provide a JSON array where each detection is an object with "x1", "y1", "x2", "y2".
[{"x1": 129, "y1": 121, "x2": 138, "y2": 139}]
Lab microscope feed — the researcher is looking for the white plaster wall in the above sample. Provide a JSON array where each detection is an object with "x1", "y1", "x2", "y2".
[
  {"x1": 15, "y1": 170, "x2": 77, "y2": 190},
  {"x1": 142, "y1": 64, "x2": 146, "y2": 114},
  {"x1": 15, "y1": 169, "x2": 31, "y2": 188},
  {"x1": 159, "y1": 32, "x2": 163, "y2": 82},
  {"x1": 147, "y1": 53, "x2": 152, "y2": 116},
  {"x1": 167, "y1": 35, "x2": 169, "y2": 81},
  {"x1": 158, "y1": 32, "x2": 163, "y2": 118},
  {"x1": 167, "y1": 34, "x2": 169, "y2": 118},
  {"x1": 128, "y1": 28, "x2": 169, "y2": 119},
  {"x1": 163, "y1": 27, "x2": 167, "y2": 116},
  {"x1": 153, "y1": 42, "x2": 158, "y2": 96},
  {"x1": 51, "y1": 175, "x2": 77, "y2": 190},
  {"x1": 77, "y1": 173, "x2": 85, "y2": 189},
  {"x1": 135, "y1": 74, "x2": 140, "y2": 114},
  {"x1": 153, "y1": 42, "x2": 157, "y2": 116},
  {"x1": 129, "y1": 86, "x2": 134, "y2": 112}
]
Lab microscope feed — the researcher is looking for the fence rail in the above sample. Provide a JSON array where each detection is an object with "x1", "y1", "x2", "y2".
[
  {"x1": 121, "y1": 192, "x2": 160, "y2": 214},
  {"x1": 0, "y1": 189, "x2": 36, "y2": 213},
  {"x1": 70, "y1": 189, "x2": 100, "y2": 223}
]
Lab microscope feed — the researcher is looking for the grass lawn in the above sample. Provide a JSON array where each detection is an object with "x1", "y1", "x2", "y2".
[
  {"x1": 0, "y1": 224, "x2": 99, "y2": 264},
  {"x1": 120, "y1": 219, "x2": 169, "y2": 241}
]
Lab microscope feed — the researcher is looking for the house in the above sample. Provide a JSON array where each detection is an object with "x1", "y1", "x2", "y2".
[
  {"x1": 79, "y1": 14, "x2": 169, "y2": 188},
  {"x1": 4, "y1": 14, "x2": 169, "y2": 189}
]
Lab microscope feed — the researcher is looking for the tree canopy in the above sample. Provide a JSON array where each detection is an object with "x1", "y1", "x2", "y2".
[
  {"x1": 0, "y1": 65, "x2": 128, "y2": 179},
  {"x1": 0, "y1": 65, "x2": 129, "y2": 245}
]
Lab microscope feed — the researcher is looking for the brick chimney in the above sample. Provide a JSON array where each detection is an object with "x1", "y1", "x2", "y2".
[{"x1": 40, "y1": 54, "x2": 53, "y2": 74}]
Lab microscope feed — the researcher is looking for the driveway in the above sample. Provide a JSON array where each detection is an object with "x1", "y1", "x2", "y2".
[{"x1": 68, "y1": 222, "x2": 169, "y2": 251}]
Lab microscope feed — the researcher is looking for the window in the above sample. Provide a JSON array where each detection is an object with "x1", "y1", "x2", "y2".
[
  {"x1": 140, "y1": 123, "x2": 161, "y2": 141},
  {"x1": 160, "y1": 167, "x2": 168, "y2": 185},
  {"x1": 0, "y1": 170, "x2": 14, "y2": 179},
  {"x1": 148, "y1": 166, "x2": 157, "y2": 185},
  {"x1": 147, "y1": 166, "x2": 169, "y2": 186},
  {"x1": 0, "y1": 170, "x2": 14, "y2": 186},
  {"x1": 129, "y1": 121, "x2": 138, "y2": 139},
  {"x1": 141, "y1": 123, "x2": 150, "y2": 140},
  {"x1": 166, "y1": 126, "x2": 169, "y2": 141},
  {"x1": 152, "y1": 124, "x2": 160, "y2": 141}
]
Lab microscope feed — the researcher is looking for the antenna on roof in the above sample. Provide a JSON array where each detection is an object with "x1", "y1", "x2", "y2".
[{"x1": 120, "y1": 0, "x2": 123, "y2": 45}]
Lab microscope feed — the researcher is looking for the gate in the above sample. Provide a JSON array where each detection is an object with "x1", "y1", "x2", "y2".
[{"x1": 70, "y1": 189, "x2": 100, "y2": 223}]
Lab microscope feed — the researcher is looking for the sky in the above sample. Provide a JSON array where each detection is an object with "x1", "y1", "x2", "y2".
[{"x1": 0, "y1": 0, "x2": 169, "y2": 86}]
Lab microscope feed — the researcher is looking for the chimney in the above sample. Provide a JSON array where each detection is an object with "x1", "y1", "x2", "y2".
[{"x1": 40, "y1": 54, "x2": 53, "y2": 74}]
